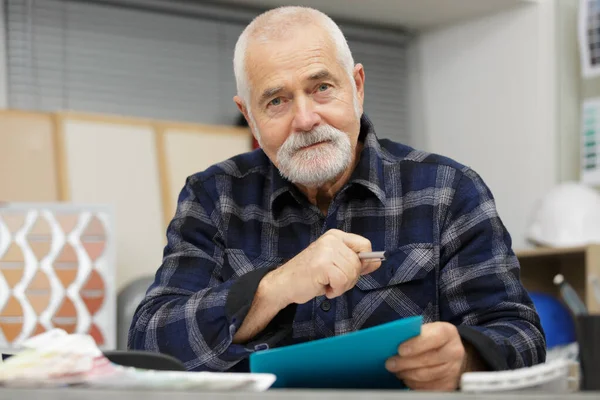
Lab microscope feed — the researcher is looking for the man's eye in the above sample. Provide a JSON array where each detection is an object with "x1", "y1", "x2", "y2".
[
  {"x1": 318, "y1": 84, "x2": 330, "y2": 91},
  {"x1": 269, "y1": 98, "x2": 282, "y2": 106}
]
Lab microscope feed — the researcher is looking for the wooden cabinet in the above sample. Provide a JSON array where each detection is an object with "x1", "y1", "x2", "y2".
[{"x1": 516, "y1": 245, "x2": 600, "y2": 313}]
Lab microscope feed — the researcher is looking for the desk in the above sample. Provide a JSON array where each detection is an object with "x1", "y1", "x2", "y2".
[{"x1": 0, "y1": 388, "x2": 597, "y2": 400}]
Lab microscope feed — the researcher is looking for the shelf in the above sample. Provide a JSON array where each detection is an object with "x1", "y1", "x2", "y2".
[
  {"x1": 218, "y1": 0, "x2": 537, "y2": 31},
  {"x1": 514, "y1": 245, "x2": 600, "y2": 314},
  {"x1": 515, "y1": 245, "x2": 587, "y2": 259}
]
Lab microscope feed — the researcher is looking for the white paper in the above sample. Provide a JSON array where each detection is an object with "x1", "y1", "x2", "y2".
[
  {"x1": 461, "y1": 359, "x2": 577, "y2": 393},
  {"x1": 0, "y1": 329, "x2": 275, "y2": 391}
]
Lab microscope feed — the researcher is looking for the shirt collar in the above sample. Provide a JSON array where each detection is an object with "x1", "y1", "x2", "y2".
[{"x1": 269, "y1": 114, "x2": 387, "y2": 214}]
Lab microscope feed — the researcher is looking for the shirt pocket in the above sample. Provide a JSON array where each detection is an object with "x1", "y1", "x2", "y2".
[
  {"x1": 352, "y1": 243, "x2": 438, "y2": 327},
  {"x1": 356, "y1": 244, "x2": 435, "y2": 290}
]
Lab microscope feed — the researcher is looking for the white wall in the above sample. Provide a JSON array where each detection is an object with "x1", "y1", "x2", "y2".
[
  {"x1": 556, "y1": 0, "x2": 580, "y2": 182},
  {"x1": 408, "y1": 1, "x2": 557, "y2": 250},
  {"x1": 0, "y1": 0, "x2": 7, "y2": 108}
]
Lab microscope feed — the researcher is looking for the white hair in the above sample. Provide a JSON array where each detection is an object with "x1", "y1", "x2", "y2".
[{"x1": 233, "y1": 6, "x2": 355, "y2": 109}]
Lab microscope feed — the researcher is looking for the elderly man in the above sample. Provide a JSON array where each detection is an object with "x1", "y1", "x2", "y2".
[{"x1": 129, "y1": 6, "x2": 545, "y2": 391}]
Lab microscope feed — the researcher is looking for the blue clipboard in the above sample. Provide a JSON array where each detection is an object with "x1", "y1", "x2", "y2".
[{"x1": 249, "y1": 315, "x2": 422, "y2": 389}]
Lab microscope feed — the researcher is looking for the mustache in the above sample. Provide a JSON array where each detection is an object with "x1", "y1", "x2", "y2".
[
  {"x1": 275, "y1": 124, "x2": 353, "y2": 187},
  {"x1": 280, "y1": 125, "x2": 345, "y2": 154}
]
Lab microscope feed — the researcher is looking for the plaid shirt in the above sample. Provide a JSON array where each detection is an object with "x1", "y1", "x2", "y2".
[{"x1": 129, "y1": 115, "x2": 545, "y2": 373}]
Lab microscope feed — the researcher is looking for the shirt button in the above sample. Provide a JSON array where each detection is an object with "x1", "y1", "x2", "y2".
[{"x1": 320, "y1": 300, "x2": 331, "y2": 312}]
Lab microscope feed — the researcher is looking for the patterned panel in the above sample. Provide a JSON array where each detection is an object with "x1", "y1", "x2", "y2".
[
  {"x1": 2, "y1": 214, "x2": 25, "y2": 234},
  {"x1": 0, "y1": 204, "x2": 116, "y2": 350},
  {"x1": 25, "y1": 271, "x2": 51, "y2": 315},
  {"x1": 80, "y1": 270, "x2": 105, "y2": 316},
  {"x1": 55, "y1": 214, "x2": 79, "y2": 235},
  {"x1": 53, "y1": 243, "x2": 79, "y2": 288},
  {"x1": 52, "y1": 297, "x2": 78, "y2": 334},
  {"x1": 27, "y1": 216, "x2": 52, "y2": 261},
  {"x1": 88, "y1": 323, "x2": 105, "y2": 346},
  {"x1": 0, "y1": 296, "x2": 24, "y2": 342},
  {"x1": 81, "y1": 216, "x2": 106, "y2": 262},
  {"x1": 0, "y1": 244, "x2": 24, "y2": 287}
]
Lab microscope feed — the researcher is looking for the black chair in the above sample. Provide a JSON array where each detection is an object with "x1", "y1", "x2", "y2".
[
  {"x1": 2, "y1": 350, "x2": 186, "y2": 372},
  {"x1": 103, "y1": 350, "x2": 186, "y2": 371}
]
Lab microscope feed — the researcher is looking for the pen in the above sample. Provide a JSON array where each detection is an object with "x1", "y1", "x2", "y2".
[
  {"x1": 553, "y1": 274, "x2": 588, "y2": 316},
  {"x1": 358, "y1": 251, "x2": 386, "y2": 261}
]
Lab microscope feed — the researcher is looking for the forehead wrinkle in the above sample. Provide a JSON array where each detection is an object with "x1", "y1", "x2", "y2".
[{"x1": 245, "y1": 33, "x2": 344, "y2": 106}]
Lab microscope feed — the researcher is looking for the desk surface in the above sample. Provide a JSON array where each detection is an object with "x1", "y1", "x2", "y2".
[{"x1": 0, "y1": 388, "x2": 597, "y2": 400}]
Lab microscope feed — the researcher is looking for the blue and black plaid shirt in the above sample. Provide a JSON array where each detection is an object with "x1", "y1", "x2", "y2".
[{"x1": 129, "y1": 115, "x2": 545, "y2": 372}]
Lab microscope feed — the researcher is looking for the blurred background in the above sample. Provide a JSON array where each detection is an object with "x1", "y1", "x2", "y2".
[{"x1": 0, "y1": 0, "x2": 596, "y2": 357}]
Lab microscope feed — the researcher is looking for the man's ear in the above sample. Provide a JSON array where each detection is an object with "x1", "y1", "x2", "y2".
[
  {"x1": 234, "y1": 96, "x2": 262, "y2": 145},
  {"x1": 353, "y1": 63, "x2": 365, "y2": 110},
  {"x1": 234, "y1": 95, "x2": 261, "y2": 138},
  {"x1": 234, "y1": 95, "x2": 251, "y2": 125}
]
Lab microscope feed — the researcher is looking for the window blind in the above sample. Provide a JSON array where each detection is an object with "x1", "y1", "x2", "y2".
[{"x1": 6, "y1": 0, "x2": 410, "y2": 142}]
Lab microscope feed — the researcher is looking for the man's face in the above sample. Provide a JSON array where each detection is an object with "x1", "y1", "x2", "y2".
[{"x1": 237, "y1": 25, "x2": 365, "y2": 187}]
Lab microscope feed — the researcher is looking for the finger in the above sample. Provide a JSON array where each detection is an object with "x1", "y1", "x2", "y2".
[
  {"x1": 334, "y1": 243, "x2": 363, "y2": 282},
  {"x1": 396, "y1": 363, "x2": 450, "y2": 383},
  {"x1": 325, "y1": 229, "x2": 373, "y2": 253},
  {"x1": 398, "y1": 322, "x2": 453, "y2": 357},
  {"x1": 386, "y1": 347, "x2": 446, "y2": 372},
  {"x1": 360, "y1": 258, "x2": 382, "y2": 275},
  {"x1": 392, "y1": 341, "x2": 463, "y2": 372},
  {"x1": 325, "y1": 265, "x2": 350, "y2": 298},
  {"x1": 318, "y1": 239, "x2": 361, "y2": 294},
  {"x1": 323, "y1": 230, "x2": 381, "y2": 275},
  {"x1": 403, "y1": 377, "x2": 458, "y2": 392},
  {"x1": 330, "y1": 231, "x2": 380, "y2": 277}
]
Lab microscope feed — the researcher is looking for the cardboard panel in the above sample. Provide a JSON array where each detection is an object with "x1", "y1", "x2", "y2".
[
  {"x1": 0, "y1": 112, "x2": 59, "y2": 201},
  {"x1": 61, "y1": 118, "x2": 164, "y2": 291},
  {"x1": 161, "y1": 127, "x2": 251, "y2": 223}
]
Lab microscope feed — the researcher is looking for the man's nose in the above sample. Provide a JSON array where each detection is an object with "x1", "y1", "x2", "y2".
[{"x1": 291, "y1": 96, "x2": 320, "y2": 132}]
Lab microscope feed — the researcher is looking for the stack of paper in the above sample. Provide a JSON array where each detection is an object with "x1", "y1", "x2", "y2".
[{"x1": 0, "y1": 329, "x2": 275, "y2": 391}]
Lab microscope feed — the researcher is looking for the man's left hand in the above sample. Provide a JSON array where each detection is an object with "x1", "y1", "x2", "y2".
[{"x1": 385, "y1": 322, "x2": 469, "y2": 391}]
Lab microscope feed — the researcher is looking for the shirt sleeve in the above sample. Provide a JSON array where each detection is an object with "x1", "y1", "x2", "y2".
[
  {"x1": 438, "y1": 168, "x2": 547, "y2": 370},
  {"x1": 127, "y1": 177, "x2": 296, "y2": 372}
]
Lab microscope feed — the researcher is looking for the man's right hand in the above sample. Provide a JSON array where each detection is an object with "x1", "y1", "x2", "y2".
[{"x1": 262, "y1": 229, "x2": 382, "y2": 307}]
